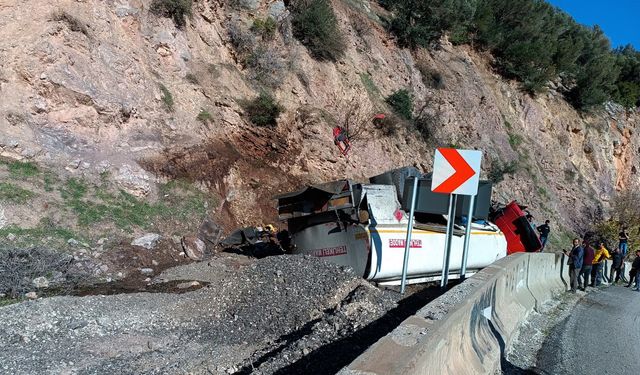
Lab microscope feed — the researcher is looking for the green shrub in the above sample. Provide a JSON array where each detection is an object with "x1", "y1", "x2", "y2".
[
  {"x1": 416, "y1": 62, "x2": 445, "y2": 89},
  {"x1": 150, "y1": 0, "x2": 192, "y2": 28},
  {"x1": 508, "y1": 133, "x2": 524, "y2": 148},
  {"x1": 385, "y1": 89, "x2": 413, "y2": 120},
  {"x1": 185, "y1": 73, "x2": 199, "y2": 84},
  {"x1": 52, "y1": 10, "x2": 89, "y2": 36},
  {"x1": 251, "y1": 17, "x2": 278, "y2": 39},
  {"x1": 197, "y1": 110, "x2": 213, "y2": 124},
  {"x1": 243, "y1": 92, "x2": 283, "y2": 127},
  {"x1": 414, "y1": 112, "x2": 437, "y2": 141},
  {"x1": 290, "y1": 0, "x2": 346, "y2": 61},
  {"x1": 488, "y1": 160, "x2": 519, "y2": 183},
  {"x1": 375, "y1": 113, "x2": 401, "y2": 137},
  {"x1": 159, "y1": 84, "x2": 174, "y2": 111}
]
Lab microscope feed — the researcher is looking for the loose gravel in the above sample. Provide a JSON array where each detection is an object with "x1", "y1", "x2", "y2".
[{"x1": 0, "y1": 254, "x2": 435, "y2": 375}]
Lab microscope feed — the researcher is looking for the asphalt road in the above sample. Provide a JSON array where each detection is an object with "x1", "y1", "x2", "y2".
[{"x1": 536, "y1": 286, "x2": 640, "y2": 375}]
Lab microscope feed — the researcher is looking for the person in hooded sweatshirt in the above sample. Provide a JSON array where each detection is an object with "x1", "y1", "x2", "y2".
[{"x1": 579, "y1": 240, "x2": 595, "y2": 291}]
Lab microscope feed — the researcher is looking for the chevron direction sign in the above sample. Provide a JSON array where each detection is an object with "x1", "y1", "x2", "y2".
[{"x1": 431, "y1": 148, "x2": 482, "y2": 196}]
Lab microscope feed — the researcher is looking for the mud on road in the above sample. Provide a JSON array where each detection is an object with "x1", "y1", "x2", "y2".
[{"x1": 0, "y1": 254, "x2": 446, "y2": 375}]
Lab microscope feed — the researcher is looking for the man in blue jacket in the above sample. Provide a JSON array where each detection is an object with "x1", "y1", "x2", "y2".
[{"x1": 563, "y1": 238, "x2": 583, "y2": 293}]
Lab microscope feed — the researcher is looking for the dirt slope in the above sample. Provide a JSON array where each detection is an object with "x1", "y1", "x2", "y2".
[{"x1": 0, "y1": 0, "x2": 638, "y2": 248}]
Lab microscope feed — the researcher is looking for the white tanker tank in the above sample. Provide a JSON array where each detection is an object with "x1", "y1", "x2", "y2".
[{"x1": 276, "y1": 168, "x2": 508, "y2": 284}]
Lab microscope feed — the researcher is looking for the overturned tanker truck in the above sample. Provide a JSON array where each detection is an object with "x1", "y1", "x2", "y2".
[{"x1": 275, "y1": 167, "x2": 538, "y2": 285}]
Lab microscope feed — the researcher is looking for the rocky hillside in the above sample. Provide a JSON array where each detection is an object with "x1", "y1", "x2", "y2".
[{"x1": 1, "y1": 0, "x2": 638, "y2": 254}]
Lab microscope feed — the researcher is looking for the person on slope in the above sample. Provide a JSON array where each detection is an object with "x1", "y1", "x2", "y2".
[
  {"x1": 590, "y1": 242, "x2": 610, "y2": 287},
  {"x1": 537, "y1": 220, "x2": 551, "y2": 251}
]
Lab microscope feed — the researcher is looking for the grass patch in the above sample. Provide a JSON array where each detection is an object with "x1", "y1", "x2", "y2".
[
  {"x1": 60, "y1": 178, "x2": 87, "y2": 200},
  {"x1": 7, "y1": 160, "x2": 39, "y2": 178},
  {"x1": 359, "y1": 73, "x2": 380, "y2": 100},
  {"x1": 0, "y1": 222, "x2": 78, "y2": 249},
  {"x1": 0, "y1": 183, "x2": 34, "y2": 203},
  {"x1": 59, "y1": 177, "x2": 209, "y2": 232}
]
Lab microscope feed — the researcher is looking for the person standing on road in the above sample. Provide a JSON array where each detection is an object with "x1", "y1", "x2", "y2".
[
  {"x1": 609, "y1": 247, "x2": 624, "y2": 284},
  {"x1": 537, "y1": 220, "x2": 551, "y2": 251},
  {"x1": 590, "y1": 242, "x2": 610, "y2": 287},
  {"x1": 580, "y1": 240, "x2": 595, "y2": 291},
  {"x1": 564, "y1": 238, "x2": 584, "y2": 293},
  {"x1": 626, "y1": 249, "x2": 640, "y2": 291}
]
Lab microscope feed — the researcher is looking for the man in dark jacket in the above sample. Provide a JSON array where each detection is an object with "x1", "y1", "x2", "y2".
[
  {"x1": 579, "y1": 240, "x2": 595, "y2": 291},
  {"x1": 563, "y1": 238, "x2": 583, "y2": 293},
  {"x1": 609, "y1": 247, "x2": 624, "y2": 284},
  {"x1": 537, "y1": 220, "x2": 551, "y2": 251},
  {"x1": 626, "y1": 249, "x2": 640, "y2": 291}
]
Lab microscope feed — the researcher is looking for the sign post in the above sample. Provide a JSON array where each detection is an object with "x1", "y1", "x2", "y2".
[
  {"x1": 400, "y1": 176, "x2": 419, "y2": 294},
  {"x1": 431, "y1": 148, "x2": 482, "y2": 289},
  {"x1": 460, "y1": 194, "x2": 476, "y2": 280}
]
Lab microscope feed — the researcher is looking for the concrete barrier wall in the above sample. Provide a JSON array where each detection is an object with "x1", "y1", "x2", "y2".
[{"x1": 341, "y1": 253, "x2": 568, "y2": 375}]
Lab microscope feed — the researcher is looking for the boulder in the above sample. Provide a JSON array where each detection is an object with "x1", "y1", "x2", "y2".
[
  {"x1": 114, "y1": 164, "x2": 152, "y2": 198},
  {"x1": 181, "y1": 236, "x2": 205, "y2": 260},
  {"x1": 131, "y1": 233, "x2": 161, "y2": 250},
  {"x1": 198, "y1": 216, "x2": 223, "y2": 251}
]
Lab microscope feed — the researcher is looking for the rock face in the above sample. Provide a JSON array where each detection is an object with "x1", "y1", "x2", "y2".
[
  {"x1": 0, "y1": 0, "x2": 638, "y2": 242},
  {"x1": 131, "y1": 234, "x2": 161, "y2": 250}
]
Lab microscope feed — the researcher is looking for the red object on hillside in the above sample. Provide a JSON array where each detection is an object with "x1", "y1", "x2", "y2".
[
  {"x1": 492, "y1": 201, "x2": 542, "y2": 254},
  {"x1": 373, "y1": 113, "x2": 386, "y2": 120},
  {"x1": 333, "y1": 126, "x2": 351, "y2": 156}
]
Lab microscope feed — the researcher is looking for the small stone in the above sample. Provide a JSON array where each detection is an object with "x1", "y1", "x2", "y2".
[
  {"x1": 0, "y1": 293, "x2": 6, "y2": 298},
  {"x1": 97, "y1": 237, "x2": 108, "y2": 245},
  {"x1": 151, "y1": 260, "x2": 159, "y2": 266},
  {"x1": 176, "y1": 281, "x2": 201, "y2": 289},
  {"x1": 100, "y1": 264, "x2": 109, "y2": 273},
  {"x1": 140, "y1": 268, "x2": 154, "y2": 275},
  {"x1": 6, "y1": 233, "x2": 16, "y2": 241},
  {"x1": 25, "y1": 292, "x2": 38, "y2": 299},
  {"x1": 67, "y1": 238, "x2": 80, "y2": 247},
  {"x1": 40, "y1": 72, "x2": 47, "y2": 80},
  {"x1": 131, "y1": 233, "x2": 161, "y2": 250},
  {"x1": 32, "y1": 276, "x2": 50, "y2": 289}
]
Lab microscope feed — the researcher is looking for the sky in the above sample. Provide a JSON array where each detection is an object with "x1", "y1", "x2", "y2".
[{"x1": 546, "y1": 0, "x2": 639, "y2": 49}]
